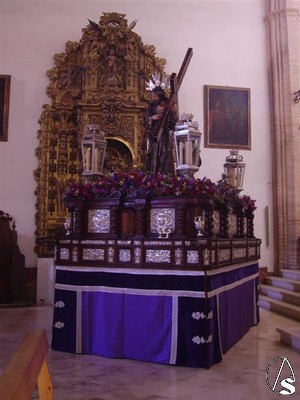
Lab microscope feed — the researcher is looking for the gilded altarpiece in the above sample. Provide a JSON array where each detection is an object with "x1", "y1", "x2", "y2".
[{"x1": 35, "y1": 13, "x2": 167, "y2": 256}]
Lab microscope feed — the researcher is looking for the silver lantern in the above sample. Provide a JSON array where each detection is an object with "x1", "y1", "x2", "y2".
[
  {"x1": 173, "y1": 113, "x2": 202, "y2": 177},
  {"x1": 81, "y1": 124, "x2": 107, "y2": 176},
  {"x1": 223, "y1": 149, "x2": 245, "y2": 192}
]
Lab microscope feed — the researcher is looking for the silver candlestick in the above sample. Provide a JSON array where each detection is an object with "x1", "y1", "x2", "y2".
[{"x1": 194, "y1": 214, "x2": 205, "y2": 237}]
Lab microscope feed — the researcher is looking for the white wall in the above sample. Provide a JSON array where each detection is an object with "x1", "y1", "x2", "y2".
[{"x1": 0, "y1": 0, "x2": 273, "y2": 270}]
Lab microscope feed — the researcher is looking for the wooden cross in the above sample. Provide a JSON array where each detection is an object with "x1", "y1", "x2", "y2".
[{"x1": 155, "y1": 47, "x2": 193, "y2": 142}]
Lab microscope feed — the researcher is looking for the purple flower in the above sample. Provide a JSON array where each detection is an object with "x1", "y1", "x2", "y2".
[{"x1": 61, "y1": 172, "x2": 256, "y2": 213}]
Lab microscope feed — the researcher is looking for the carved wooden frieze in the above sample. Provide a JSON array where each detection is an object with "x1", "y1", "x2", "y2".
[{"x1": 35, "y1": 12, "x2": 167, "y2": 256}]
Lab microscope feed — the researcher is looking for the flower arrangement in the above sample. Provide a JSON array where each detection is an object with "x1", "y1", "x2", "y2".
[
  {"x1": 214, "y1": 179, "x2": 257, "y2": 211},
  {"x1": 140, "y1": 174, "x2": 217, "y2": 198},
  {"x1": 62, "y1": 171, "x2": 257, "y2": 212},
  {"x1": 61, "y1": 171, "x2": 146, "y2": 200},
  {"x1": 239, "y1": 195, "x2": 257, "y2": 212}
]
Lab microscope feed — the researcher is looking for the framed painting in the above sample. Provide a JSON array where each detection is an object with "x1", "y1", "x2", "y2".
[
  {"x1": 204, "y1": 85, "x2": 251, "y2": 150},
  {"x1": 0, "y1": 75, "x2": 11, "y2": 142}
]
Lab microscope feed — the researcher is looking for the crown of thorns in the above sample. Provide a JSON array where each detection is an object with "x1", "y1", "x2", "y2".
[{"x1": 146, "y1": 72, "x2": 170, "y2": 92}]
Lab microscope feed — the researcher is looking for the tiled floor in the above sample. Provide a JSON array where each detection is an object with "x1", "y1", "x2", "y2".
[{"x1": 0, "y1": 305, "x2": 299, "y2": 400}]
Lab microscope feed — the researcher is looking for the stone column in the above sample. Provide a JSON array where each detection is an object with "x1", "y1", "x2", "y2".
[{"x1": 265, "y1": 0, "x2": 300, "y2": 271}]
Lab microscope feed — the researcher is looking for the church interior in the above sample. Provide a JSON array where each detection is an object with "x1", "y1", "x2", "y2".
[{"x1": 1, "y1": 1, "x2": 300, "y2": 399}]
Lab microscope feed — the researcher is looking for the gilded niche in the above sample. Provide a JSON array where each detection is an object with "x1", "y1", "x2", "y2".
[{"x1": 34, "y1": 12, "x2": 167, "y2": 256}]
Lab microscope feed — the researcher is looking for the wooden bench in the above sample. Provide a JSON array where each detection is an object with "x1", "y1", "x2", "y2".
[{"x1": 0, "y1": 329, "x2": 53, "y2": 400}]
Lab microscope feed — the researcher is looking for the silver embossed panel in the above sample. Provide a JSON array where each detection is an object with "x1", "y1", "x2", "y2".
[
  {"x1": 88, "y1": 209, "x2": 110, "y2": 233},
  {"x1": 219, "y1": 249, "x2": 231, "y2": 262},
  {"x1": 187, "y1": 250, "x2": 199, "y2": 264},
  {"x1": 150, "y1": 208, "x2": 175, "y2": 233},
  {"x1": 144, "y1": 241, "x2": 173, "y2": 246},
  {"x1": 72, "y1": 246, "x2": 79, "y2": 262},
  {"x1": 60, "y1": 248, "x2": 69, "y2": 260},
  {"x1": 81, "y1": 240, "x2": 106, "y2": 245},
  {"x1": 108, "y1": 247, "x2": 114, "y2": 263},
  {"x1": 134, "y1": 247, "x2": 142, "y2": 263},
  {"x1": 233, "y1": 248, "x2": 247, "y2": 259},
  {"x1": 248, "y1": 247, "x2": 256, "y2": 257},
  {"x1": 119, "y1": 249, "x2": 131, "y2": 263},
  {"x1": 175, "y1": 248, "x2": 183, "y2": 265},
  {"x1": 146, "y1": 249, "x2": 171, "y2": 263},
  {"x1": 83, "y1": 248, "x2": 105, "y2": 260},
  {"x1": 203, "y1": 248, "x2": 210, "y2": 266}
]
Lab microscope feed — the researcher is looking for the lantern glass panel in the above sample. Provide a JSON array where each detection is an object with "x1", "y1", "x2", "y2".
[
  {"x1": 191, "y1": 135, "x2": 201, "y2": 165},
  {"x1": 82, "y1": 143, "x2": 93, "y2": 172},
  {"x1": 94, "y1": 142, "x2": 107, "y2": 173},
  {"x1": 224, "y1": 163, "x2": 245, "y2": 190}
]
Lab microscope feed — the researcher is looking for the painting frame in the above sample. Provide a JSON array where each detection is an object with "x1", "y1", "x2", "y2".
[
  {"x1": 204, "y1": 85, "x2": 251, "y2": 150},
  {"x1": 0, "y1": 75, "x2": 11, "y2": 142}
]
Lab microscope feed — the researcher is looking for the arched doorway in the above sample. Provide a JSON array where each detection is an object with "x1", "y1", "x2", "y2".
[{"x1": 104, "y1": 139, "x2": 134, "y2": 173}]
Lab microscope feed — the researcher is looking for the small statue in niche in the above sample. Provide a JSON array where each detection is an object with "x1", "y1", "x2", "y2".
[
  {"x1": 145, "y1": 72, "x2": 178, "y2": 174},
  {"x1": 101, "y1": 45, "x2": 123, "y2": 87},
  {"x1": 107, "y1": 46, "x2": 118, "y2": 80}
]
